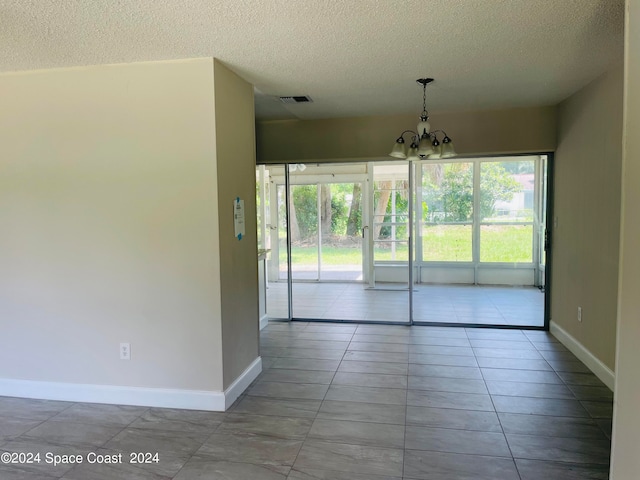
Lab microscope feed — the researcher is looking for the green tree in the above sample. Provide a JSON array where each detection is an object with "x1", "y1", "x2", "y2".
[
  {"x1": 320, "y1": 184, "x2": 332, "y2": 238},
  {"x1": 479, "y1": 163, "x2": 522, "y2": 219},
  {"x1": 291, "y1": 183, "x2": 353, "y2": 241},
  {"x1": 346, "y1": 183, "x2": 362, "y2": 236},
  {"x1": 442, "y1": 163, "x2": 473, "y2": 221},
  {"x1": 292, "y1": 185, "x2": 318, "y2": 241},
  {"x1": 422, "y1": 163, "x2": 471, "y2": 222},
  {"x1": 330, "y1": 189, "x2": 349, "y2": 235},
  {"x1": 425, "y1": 163, "x2": 521, "y2": 222}
]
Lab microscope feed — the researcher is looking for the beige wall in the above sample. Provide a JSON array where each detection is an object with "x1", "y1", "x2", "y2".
[
  {"x1": 0, "y1": 59, "x2": 227, "y2": 392},
  {"x1": 611, "y1": 0, "x2": 640, "y2": 476},
  {"x1": 212, "y1": 60, "x2": 260, "y2": 389},
  {"x1": 552, "y1": 66, "x2": 623, "y2": 370},
  {"x1": 257, "y1": 105, "x2": 556, "y2": 163}
]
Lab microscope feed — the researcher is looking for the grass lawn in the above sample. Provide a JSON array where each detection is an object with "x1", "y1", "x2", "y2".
[
  {"x1": 287, "y1": 246, "x2": 362, "y2": 266},
  {"x1": 423, "y1": 224, "x2": 533, "y2": 262},
  {"x1": 480, "y1": 225, "x2": 533, "y2": 262},
  {"x1": 422, "y1": 225, "x2": 472, "y2": 261},
  {"x1": 280, "y1": 224, "x2": 533, "y2": 265}
]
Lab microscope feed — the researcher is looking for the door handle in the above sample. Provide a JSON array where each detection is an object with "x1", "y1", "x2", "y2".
[
  {"x1": 544, "y1": 229, "x2": 549, "y2": 251},
  {"x1": 362, "y1": 226, "x2": 369, "y2": 238}
]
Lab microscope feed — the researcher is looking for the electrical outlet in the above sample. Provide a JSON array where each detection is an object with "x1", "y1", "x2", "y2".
[
  {"x1": 120, "y1": 342, "x2": 131, "y2": 360},
  {"x1": 577, "y1": 307, "x2": 582, "y2": 323}
]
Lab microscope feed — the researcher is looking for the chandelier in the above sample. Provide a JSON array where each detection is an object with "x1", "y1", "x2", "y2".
[{"x1": 389, "y1": 78, "x2": 456, "y2": 160}]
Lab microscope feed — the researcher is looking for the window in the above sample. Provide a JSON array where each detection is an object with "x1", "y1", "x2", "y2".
[
  {"x1": 479, "y1": 160, "x2": 535, "y2": 263},
  {"x1": 420, "y1": 162, "x2": 473, "y2": 261},
  {"x1": 417, "y1": 157, "x2": 539, "y2": 265}
]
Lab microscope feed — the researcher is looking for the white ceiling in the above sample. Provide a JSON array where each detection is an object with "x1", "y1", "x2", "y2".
[{"x1": 0, "y1": 0, "x2": 624, "y2": 120}]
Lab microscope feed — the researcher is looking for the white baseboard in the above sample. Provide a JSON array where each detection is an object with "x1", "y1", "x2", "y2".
[
  {"x1": 223, "y1": 356, "x2": 262, "y2": 409},
  {"x1": 0, "y1": 379, "x2": 226, "y2": 411},
  {"x1": 0, "y1": 356, "x2": 262, "y2": 412},
  {"x1": 260, "y1": 315, "x2": 269, "y2": 330},
  {"x1": 550, "y1": 321, "x2": 615, "y2": 390}
]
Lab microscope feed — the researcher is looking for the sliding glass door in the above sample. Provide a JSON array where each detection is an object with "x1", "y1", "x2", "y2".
[
  {"x1": 288, "y1": 180, "x2": 366, "y2": 319},
  {"x1": 366, "y1": 162, "x2": 411, "y2": 323},
  {"x1": 257, "y1": 155, "x2": 549, "y2": 327},
  {"x1": 413, "y1": 155, "x2": 546, "y2": 327},
  {"x1": 320, "y1": 182, "x2": 364, "y2": 282}
]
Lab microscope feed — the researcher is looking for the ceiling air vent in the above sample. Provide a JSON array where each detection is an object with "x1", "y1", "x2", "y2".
[{"x1": 279, "y1": 96, "x2": 313, "y2": 104}]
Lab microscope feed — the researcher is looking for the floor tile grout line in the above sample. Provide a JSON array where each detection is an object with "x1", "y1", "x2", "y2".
[
  {"x1": 547, "y1": 353, "x2": 615, "y2": 433},
  {"x1": 473, "y1": 326, "x2": 524, "y2": 480},
  {"x1": 1, "y1": 403, "x2": 154, "y2": 460},
  {"x1": 284, "y1": 324, "x2": 356, "y2": 476},
  {"x1": 402, "y1": 326, "x2": 411, "y2": 480},
  {"x1": 7, "y1": 399, "x2": 82, "y2": 443},
  {"x1": 227, "y1": 326, "x2": 316, "y2": 479}
]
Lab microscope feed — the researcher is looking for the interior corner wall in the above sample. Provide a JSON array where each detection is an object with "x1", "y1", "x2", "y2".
[
  {"x1": 0, "y1": 59, "x2": 225, "y2": 395},
  {"x1": 552, "y1": 65, "x2": 624, "y2": 371},
  {"x1": 213, "y1": 60, "x2": 260, "y2": 390},
  {"x1": 611, "y1": 0, "x2": 640, "y2": 477},
  {"x1": 256, "y1": 105, "x2": 557, "y2": 163}
]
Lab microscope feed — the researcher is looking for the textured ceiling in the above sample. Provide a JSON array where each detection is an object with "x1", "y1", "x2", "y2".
[{"x1": 0, "y1": 0, "x2": 624, "y2": 120}]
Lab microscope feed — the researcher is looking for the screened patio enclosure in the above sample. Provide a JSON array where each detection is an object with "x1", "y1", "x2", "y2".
[{"x1": 256, "y1": 155, "x2": 549, "y2": 327}]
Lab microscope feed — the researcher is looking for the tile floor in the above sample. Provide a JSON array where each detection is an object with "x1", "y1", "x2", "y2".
[
  {"x1": 0, "y1": 322, "x2": 611, "y2": 479},
  {"x1": 268, "y1": 283, "x2": 545, "y2": 327}
]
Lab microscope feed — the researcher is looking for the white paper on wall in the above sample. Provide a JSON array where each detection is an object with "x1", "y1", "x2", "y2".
[{"x1": 234, "y1": 197, "x2": 245, "y2": 240}]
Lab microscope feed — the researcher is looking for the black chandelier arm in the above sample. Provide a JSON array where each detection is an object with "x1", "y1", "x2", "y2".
[
  {"x1": 399, "y1": 130, "x2": 451, "y2": 142},
  {"x1": 395, "y1": 130, "x2": 420, "y2": 143},
  {"x1": 428, "y1": 130, "x2": 453, "y2": 140}
]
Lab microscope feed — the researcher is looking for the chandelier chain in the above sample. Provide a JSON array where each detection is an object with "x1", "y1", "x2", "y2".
[{"x1": 422, "y1": 83, "x2": 428, "y2": 117}]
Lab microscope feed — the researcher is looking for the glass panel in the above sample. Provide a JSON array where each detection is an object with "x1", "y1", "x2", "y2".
[
  {"x1": 422, "y1": 162, "x2": 474, "y2": 222},
  {"x1": 422, "y1": 224, "x2": 472, "y2": 261},
  {"x1": 480, "y1": 160, "x2": 535, "y2": 222},
  {"x1": 284, "y1": 163, "x2": 370, "y2": 321},
  {"x1": 373, "y1": 241, "x2": 409, "y2": 262},
  {"x1": 320, "y1": 183, "x2": 363, "y2": 281},
  {"x1": 290, "y1": 184, "x2": 318, "y2": 280},
  {"x1": 369, "y1": 162, "x2": 410, "y2": 323},
  {"x1": 255, "y1": 166, "x2": 271, "y2": 251},
  {"x1": 373, "y1": 223, "x2": 410, "y2": 242},
  {"x1": 256, "y1": 169, "x2": 262, "y2": 248},
  {"x1": 265, "y1": 165, "x2": 289, "y2": 320},
  {"x1": 373, "y1": 173, "x2": 410, "y2": 265},
  {"x1": 277, "y1": 184, "x2": 289, "y2": 281},
  {"x1": 420, "y1": 162, "x2": 474, "y2": 262},
  {"x1": 480, "y1": 224, "x2": 533, "y2": 263}
]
